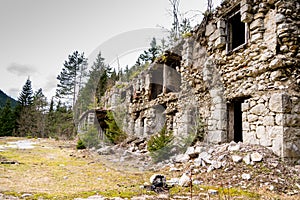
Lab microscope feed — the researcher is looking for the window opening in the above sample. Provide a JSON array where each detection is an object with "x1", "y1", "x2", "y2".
[{"x1": 227, "y1": 5, "x2": 246, "y2": 52}]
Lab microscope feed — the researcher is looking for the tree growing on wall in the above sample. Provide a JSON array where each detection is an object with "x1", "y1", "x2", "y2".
[
  {"x1": 104, "y1": 111, "x2": 126, "y2": 144},
  {"x1": 147, "y1": 124, "x2": 174, "y2": 163},
  {"x1": 136, "y1": 37, "x2": 161, "y2": 66}
]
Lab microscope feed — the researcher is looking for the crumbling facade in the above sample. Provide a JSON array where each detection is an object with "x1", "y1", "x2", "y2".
[{"x1": 101, "y1": 0, "x2": 300, "y2": 159}]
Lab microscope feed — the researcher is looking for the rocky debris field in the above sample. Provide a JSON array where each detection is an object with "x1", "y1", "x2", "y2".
[
  {"x1": 95, "y1": 137, "x2": 300, "y2": 199},
  {"x1": 170, "y1": 141, "x2": 300, "y2": 194}
]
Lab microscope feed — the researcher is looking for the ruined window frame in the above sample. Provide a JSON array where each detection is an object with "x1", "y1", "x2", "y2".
[{"x1": 226, "y1": 5, "x2": 249, "y2": 53}]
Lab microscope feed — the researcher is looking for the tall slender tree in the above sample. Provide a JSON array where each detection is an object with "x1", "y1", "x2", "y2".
[
  {"x1": 168, "y1": 0, "x2": 180, "y2": 43},
  {"x1": 16, "y1": 78, "x2": 35, "y2": 137},
  {"x1": 56, "y1": 51, "x2": 87, "y2": 108},
  {"x1": 32, "y1": 89, "x2": 48, "y2": 137}
]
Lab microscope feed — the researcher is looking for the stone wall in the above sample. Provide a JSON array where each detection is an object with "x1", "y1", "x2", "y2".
[{"x1": 101, "y1": 0, "x2": 300, "y2": 159}]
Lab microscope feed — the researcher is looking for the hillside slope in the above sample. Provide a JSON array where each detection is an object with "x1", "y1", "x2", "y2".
[{"x1": 0, "y1": 90, "x2": 17, "y2": 108}]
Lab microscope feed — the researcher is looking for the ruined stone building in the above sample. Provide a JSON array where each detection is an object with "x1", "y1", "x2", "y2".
[{"x1": 80, "y1": 0, "x2": 300, "y2": 160}]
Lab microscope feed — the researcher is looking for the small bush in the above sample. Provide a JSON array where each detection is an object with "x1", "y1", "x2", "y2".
[
  {"x1": 80, "y1": 126, "x2": 101, "y2": 148},
  {"x1": 76, "y1": 139, "x2": 86, "y2": 149},
  {"x1": 104, "y1": 111, "x2": 127, "y2": 144},
  {"x1": 147, "y1": 124, "x2": 174, "y2": 163}
]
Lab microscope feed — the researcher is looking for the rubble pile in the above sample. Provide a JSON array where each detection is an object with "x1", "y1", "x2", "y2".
[
  {"x1": 96, "y1": 136, "x2": 300, "y2": 196},
  {"x1": 168, "y1": 141, "x2": 300, "y2": 195}
]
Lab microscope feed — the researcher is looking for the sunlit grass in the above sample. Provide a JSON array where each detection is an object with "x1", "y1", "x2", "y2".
[{"x1": 0, "y1": 137, "x2": 151, "y2": 199}]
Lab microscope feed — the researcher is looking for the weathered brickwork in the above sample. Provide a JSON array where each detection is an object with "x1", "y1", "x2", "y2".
[{"x1": 102, "y1": 0, "x2": 300, "y2": 159}]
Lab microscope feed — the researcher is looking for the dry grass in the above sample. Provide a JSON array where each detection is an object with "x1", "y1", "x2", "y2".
[{"x1": 0, "y1": 137, "x2": 151, "y2": 199}]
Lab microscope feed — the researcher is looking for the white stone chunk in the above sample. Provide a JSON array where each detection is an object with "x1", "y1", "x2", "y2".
[
  {"x1": 250, "y1": 152, "x2": 263, "y2": 162},
  {"x1": 232, "y1": 155, "x2": 243, "y2": 163},
  {"x1": 228, "y1": 143, "x2": 240, "y2": 151},
  {"x1": 243, "y1": 154, "x2": 251, "y2": 165},
  {"x1": 175, "y1": 154, "x2": 190, "y2": 163},
  {"x1": 242, "y1": 173, "x2": 251, "y2": 180},
  {"x1": 179, "y1": 173, "x2": 191, "y2": 187}
]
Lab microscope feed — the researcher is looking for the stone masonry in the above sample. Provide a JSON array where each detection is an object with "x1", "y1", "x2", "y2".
[{"x1": 100, "y1": 0, "x2": 300, "y2": 160}]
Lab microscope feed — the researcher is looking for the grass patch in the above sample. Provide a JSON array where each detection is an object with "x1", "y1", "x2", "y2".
[
  {"x1": 0, "y1": 138, "x2": 151, "y2": 199},
  {"x1": 169, "y1": 185, "x2": 260, "y2": 199}
]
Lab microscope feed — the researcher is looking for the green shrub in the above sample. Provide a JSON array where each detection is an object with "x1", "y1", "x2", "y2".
[
  {"x1": 147, "y1": 124, "x2": 174, "y2": 163},
  {"x1": 79, "y1": 126, "x2": 101, "y2": 148},
  {"x1": 104, "y1": 111, "x2": 127, "y2": 144},
  {"x1": 76, "y1": 139, "x2": 86, "y2": 149}
]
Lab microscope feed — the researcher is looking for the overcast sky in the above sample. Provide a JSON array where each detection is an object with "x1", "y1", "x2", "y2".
[{"x1": 0, "y1": 0, "x2": 221, "y2": 100}]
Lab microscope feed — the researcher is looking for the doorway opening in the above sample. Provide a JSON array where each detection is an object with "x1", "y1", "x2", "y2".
[{"x1": 227, "y1": 99, "x2": 245, "y2": 142}]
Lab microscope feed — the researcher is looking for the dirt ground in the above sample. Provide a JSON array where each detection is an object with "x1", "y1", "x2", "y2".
[{"x1": 0, "y1": 137, "x2": 299, "y2": 200}]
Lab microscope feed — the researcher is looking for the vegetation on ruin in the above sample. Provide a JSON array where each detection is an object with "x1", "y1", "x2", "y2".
[
  {"x1": 104, "y1": 111, "x2": 127, "y2": 144},
  {"x1": 147, "y1": 124, "x2": 174, "y2": 162},
  {"x1": 77, "y1": 126, "x2": 101, "y2": 149}
]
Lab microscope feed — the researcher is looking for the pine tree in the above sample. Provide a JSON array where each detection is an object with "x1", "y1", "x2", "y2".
[
  {"x1": 56, "y1": 51, "x2": 87, "y2": 108},
  {"x1": 16, "y1": 78, "x2": 35, "y2": 137},
  {"x1": 46, "y1": 97, "x2": 56, "y2": 137},
  {"x1": 32, "y1": 89, "x2": 47, "y2": 137},
  {"x1": 54, "y1": 101, "x2": 75, "y2": 139},
  {"x1": 74, "y1": 51, "x2": 110, "y2": 118},
  {"x1": 0, "y1": 100, "x2": 15, "y2": 136},
  {"x1": 135, "y1": 38, "x2": 160, "y2": 65},
  {"x1": 45, "y1": 98, "x2": 75, "y2": 139},
  {"x1": 104, "y1": 111, "x2": 126, "y2": 144},
  {"x1": 18, "y1": 78, "x2": 33, "y2": 107}
]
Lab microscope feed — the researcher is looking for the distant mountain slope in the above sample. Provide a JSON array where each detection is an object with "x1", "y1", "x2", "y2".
[{"x1": 0, "y1": 90, "x2": 17, "y2": 108}]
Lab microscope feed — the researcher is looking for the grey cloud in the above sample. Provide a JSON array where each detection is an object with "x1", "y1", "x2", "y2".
[
  {"x1": 7, "y1": 63, "x2": 37, "y2": 76},
  {"x1": 8, "y1": 88, "x2": 20, "y2": 99},
  {"x1": 43, "y1": 75, "x2": 57, "y2": 92}
]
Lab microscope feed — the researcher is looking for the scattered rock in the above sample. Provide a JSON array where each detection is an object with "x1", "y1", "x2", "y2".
[
  {"x1": 250, "y1": 152, "x2": 263, "y2": 162},
  {"x1": 169, "y1": 167, "x2": 181, "y2": 172},
  {"x1": 198, "y1": 152, "x2": 212, "y2": 164},
  {"x1": 211, "y1": 160, "x2": 222, "y2": 169},
  {"x1": 194, "y1": 157, "x2": 202, "y2": 167},
  {"x1": 185, "y1": 146, "x2": 198, "y2": 158},
  {"x1": 175, "y1": 154, "x2": 190, "y2": 163},
  {"x1": 97, "y1": 146, "x2": 114, "y2": 155},
  {"x1": 242, "y1": 173, "x2": 251, "y2": 180},
  {"x1": 228, "y1": 143, "x2": 240, "y2": 151},
  {"x1": 166, "y1": 178, "x2": 179, "y2": 186},
  {"x1": 232, "y1": 155, "x2": 243, "y2": 163},
  {"x1": 243, "y1": 154, "x2": 251, "y2": 165},
  {"x1": 192, "y1": 180, "x2": 203, "y2": 185},
  {"x1": 178, "y1": 172, "x2": 191, "y2": 187},
  {"x1": 207, "y1": 165, "x2": 215, "y2": 172}
]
